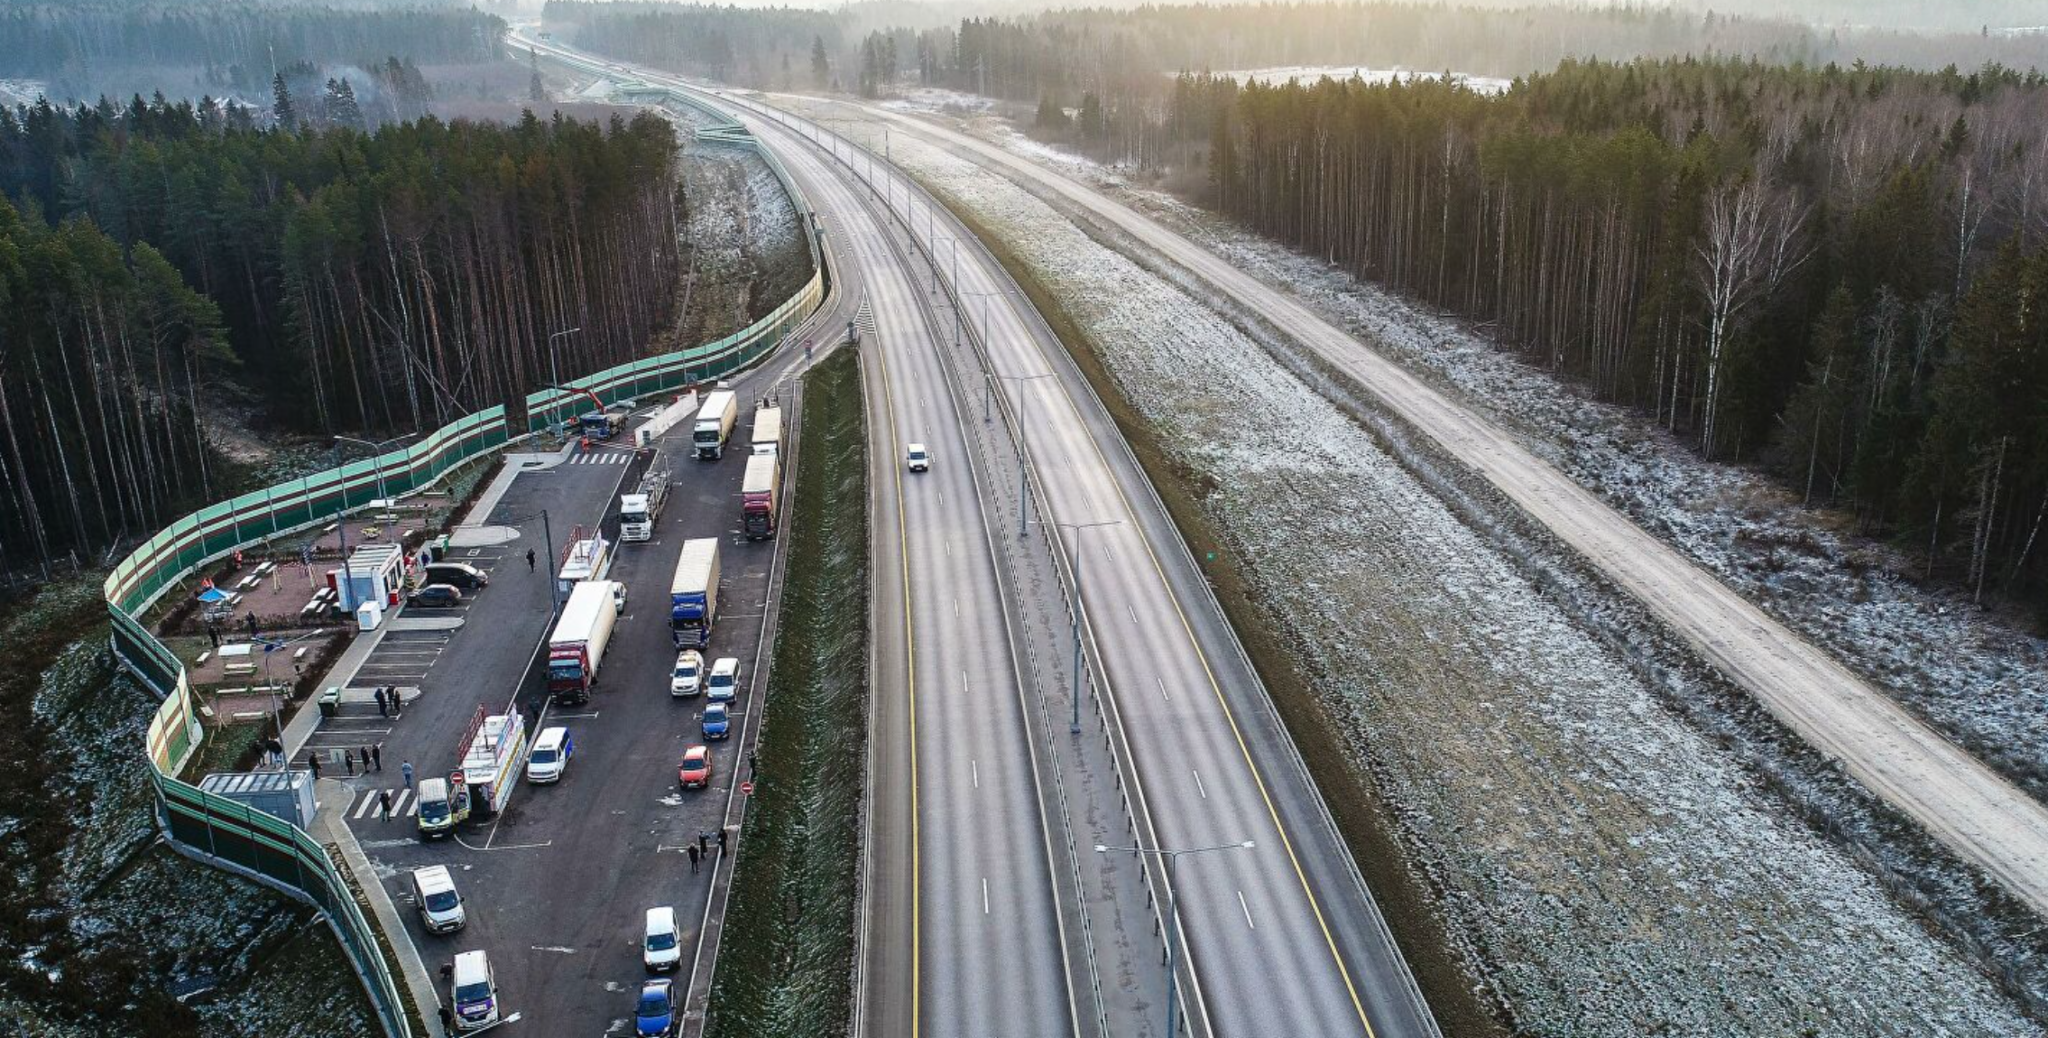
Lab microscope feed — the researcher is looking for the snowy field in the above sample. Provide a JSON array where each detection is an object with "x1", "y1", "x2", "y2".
[
  {"x1": 766, "y1": 94, "x2": 2048, "y2": 1035},
  {"x1": 1217, "y1": 65, "x2": 1515, "y2": 93}
]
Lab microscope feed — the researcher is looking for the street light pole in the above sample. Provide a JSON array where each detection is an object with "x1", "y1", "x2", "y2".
[
  {"x1": 1058, "y1": 519, "x2": 1121, "y2": 732},
  {"x1": 333, "y1": 433, "x2": 415, "y2": 507},
  {"x1": 1095, "y1": 839, "x2": 1257, "y2": 1038},
  {"x1": 547, "y1": 327, "x2": 582, "y2": 434}
]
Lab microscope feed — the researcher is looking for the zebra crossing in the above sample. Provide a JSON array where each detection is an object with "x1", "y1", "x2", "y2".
[
  {"x1": 566, "y1": 450, "x2": 633, "y2": 465},
  {"x1": 353, "y1": 787, "x2": 421, "y2": 820}
]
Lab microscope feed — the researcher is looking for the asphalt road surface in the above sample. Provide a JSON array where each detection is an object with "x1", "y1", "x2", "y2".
[
  {"x1": 847, "y1": 105, "x2": 2048, "y2": 924},
  {"x1": 316, "y1": 409, "x2": 787, "y2": 1035}
]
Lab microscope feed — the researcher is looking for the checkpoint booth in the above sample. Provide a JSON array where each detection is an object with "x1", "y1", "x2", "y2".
[{"x1": 327, "y1": 543, "x2": 405, "y2": 628}]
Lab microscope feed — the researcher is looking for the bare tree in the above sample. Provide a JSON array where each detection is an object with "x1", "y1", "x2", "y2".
[{"x1": 1694, "y1": 174, "x2": 1811, "y2": 454}]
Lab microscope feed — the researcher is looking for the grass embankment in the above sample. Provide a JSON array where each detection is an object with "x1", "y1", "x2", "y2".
[
  {"x1": 706, "y1": 347, "x2": 868, "y2": 1037},
  {"x1": 940, "y1": 199, "x2": 1508, "y2": 1038}
]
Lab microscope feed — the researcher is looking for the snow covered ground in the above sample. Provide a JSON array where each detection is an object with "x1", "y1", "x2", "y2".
[
  {"x1": 772, "y1": 94, "x2": 2048, "y2": 1034},
  {"x1": 1218, "y1": 65, "x2": 1515, "y2": 93},
  {"x1": 2, "y1": 580, "x2": 371, "y2": 1036},
  {"x1": 656, "y1": 101, "x2": 808, "y2": 348}
]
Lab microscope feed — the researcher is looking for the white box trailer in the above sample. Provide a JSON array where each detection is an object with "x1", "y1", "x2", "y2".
[
  {"x1": 547, "y1": 580, "x2": 621, "y2": 703},
  {"x1": 693, "y1": 390, "x2": 738, "y2": 459},
  {"x1": 668, "y1": 538, "x2": 721, "y2": 648},
  {"x1": 751, "y1": 406, "x2": 782, "y2": 457}
]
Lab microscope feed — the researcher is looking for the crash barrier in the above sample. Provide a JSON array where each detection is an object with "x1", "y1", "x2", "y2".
[
  {"x1": 109, "y1": 406, "x2": 510, "y2": 1038},
  {"x1": 107, "y1": 75, "x2": 836, "y2": 1038},
  {"x1": 527, "y1": 80, "x2": 828, "y2": 435}
]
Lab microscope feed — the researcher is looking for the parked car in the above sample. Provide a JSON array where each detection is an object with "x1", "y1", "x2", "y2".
[
  {"x1": 410, "y1": 865, "x2": 465, "y2": 933},
  {"x1": 635, "y1": 978, "x2": 678, "y2": 1037},
  {"x1": 526, "y1": 726, "x2": 572, "y2": 783},
  {"x1": 702, "y1": 702, "x2": 730, "y2": 741},
  {"x1": 678, "y1": 746, "x2": 711, "y2": 789},
  {"x1": 408, "y1": 583, "x2": 462, "y2": 607},
  {"x1": 669, "y1": 650, "x2": 705, "y2": 697},
  {"x1": 423, "y1": 562, "x2": 489, "y2": 589},
  {"x1": 643, "y1": 907, "x2": 681, "y2": 972},
  {"x1": 906, "y1": 442, "x2": 931, "y2": 472},
  {"x1": 705, "y1": 657, "x2": 740, "y2": 703}
]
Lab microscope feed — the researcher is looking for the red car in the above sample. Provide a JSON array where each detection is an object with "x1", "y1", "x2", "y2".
[{"x1": 678, "y1": 746, "x2": 711, "y2": 789}]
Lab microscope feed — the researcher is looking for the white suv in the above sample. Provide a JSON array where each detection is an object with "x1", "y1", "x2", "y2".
[{"x1": 670, "y1": 650, "x2": 705, "y2": 697}]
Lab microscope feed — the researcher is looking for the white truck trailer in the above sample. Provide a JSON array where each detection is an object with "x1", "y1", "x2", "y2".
[
  {"x1": 693, "y1": 390, "x2": 738, "y2": 460},
  {"x1": 751, "y1": 405, "x2": 783, "y2": 457},
  {"x1": 547, "y1": 579, "x2": 621, "y2": 704}
]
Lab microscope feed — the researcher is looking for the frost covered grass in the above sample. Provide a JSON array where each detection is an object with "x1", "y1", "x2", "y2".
[
  {"x1": 779, "y1": 98, "x2": 2048, "y2": 1035},
  {"x1": 1099, "y1": 180, "x2": 2048, "y2": 805},
  {"x1": 0, "y1": 577, "x2": 371, "y2": 1036},
  {"x1": 706, "y1": 348, "x2": 867, "y2": 1037}
]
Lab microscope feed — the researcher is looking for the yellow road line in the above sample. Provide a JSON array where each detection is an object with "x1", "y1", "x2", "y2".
[{"x1": 871, "y1": 294, "x2": 922, "y2": 1038}]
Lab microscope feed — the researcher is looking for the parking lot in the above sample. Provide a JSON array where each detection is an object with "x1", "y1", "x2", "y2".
[{"x1": 299, "y1": 380, "x2": 795, "y2": 1034}]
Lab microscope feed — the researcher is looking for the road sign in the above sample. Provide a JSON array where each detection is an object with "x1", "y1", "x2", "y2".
[{"x1": 740, "y1": 780, "x2": 754, "y2": 795}]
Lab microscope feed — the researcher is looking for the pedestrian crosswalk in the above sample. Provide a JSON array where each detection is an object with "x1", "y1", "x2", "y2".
[
  {"x1": 567, "y1": 450, "x2": 632, "y2": 465},
  {"x1": 353, "y1": 787, "x2": 420, "y2": 820}
]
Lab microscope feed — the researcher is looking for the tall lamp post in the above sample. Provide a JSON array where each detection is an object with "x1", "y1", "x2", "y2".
[
  {"x1": 257, "y1": 627, "x2": 327, "y2": 766},
  {"x1": 1056, "y1": 519, "x2": 1122, "y2": 732},
  {"x1": 1095, "y1": 839, "x2": 1257, "y2": 1038},
  {"x1": 328, "y1": 434, "x2": 415, "y2": 617},
  {"x1": 547, "y1": 327, "x2": 582, "y2": 435}
]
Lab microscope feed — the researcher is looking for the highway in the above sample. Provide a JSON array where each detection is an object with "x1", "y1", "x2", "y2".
[
  {"x1": 742, "y1": 101, "x2": 1443, "y2": 1038},
  {"x1": 518, "y1": 36, "x2": 1088, "y2": 1038},
  {"x1": 521, "y1": 32, "x2": 1440, "y2": 1038},
  {"x1": 830, "y1": 104, "x2": 2048, "y2": 925}
]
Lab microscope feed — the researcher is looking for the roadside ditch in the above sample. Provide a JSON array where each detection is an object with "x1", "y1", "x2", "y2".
[{"x1": 704, "y1": 347, "x2": 869, "y2": 1037}]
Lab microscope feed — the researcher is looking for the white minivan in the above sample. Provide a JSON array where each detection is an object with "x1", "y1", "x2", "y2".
[
  {"x1": 705, "y1": 657, "x2": 740, "y2": 703},
  {"x1": 643, "y1": 906, "x2": 682, "y2": 972},
  {"x1": 527, "y1": 726, "x2": 573, "y2": 783},
  {"x1": 410, "y1": 865, "x2": 465, "y2": 933},
  {"x1": 450, "y1": 949, "x2": 500, "y2": 1031}
]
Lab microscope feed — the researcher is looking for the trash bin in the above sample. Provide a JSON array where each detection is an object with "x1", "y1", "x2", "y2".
[{"x1": 318, "y1": 686, "x2": 342, "y2": 718}]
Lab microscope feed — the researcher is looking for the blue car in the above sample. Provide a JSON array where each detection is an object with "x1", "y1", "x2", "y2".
[
  {"x1": 702, "y1": 702, "x2": 730, "y2": 741},
  {"x1": 636, "y1": 978, "x2": 677, "y2": 1037}
]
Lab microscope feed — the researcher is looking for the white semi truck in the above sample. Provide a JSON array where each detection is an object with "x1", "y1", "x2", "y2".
[
  {"x1": 693, "y1": 390, "x2": 738, "y2": 460},
  {"x1": 547, "y1": 579, "x2": 622, "y2": 704},
  {"x1": 619, "y1": 465, "x2": 670, "y2": 542}
]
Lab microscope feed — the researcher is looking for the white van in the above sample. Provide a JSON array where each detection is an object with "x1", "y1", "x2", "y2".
[
  {"x1": 410, "y1": 865, "x2": 465, "y2": 933},
  {"x1": 706, "y1": 656, "x2": 740, "y2": 703},
  {"x1": 449, "y1": 949, "x2": 500, "y2": 1031},
  {"x1": 643, "y1": 906, "x2": 682, "y2": 972},
  {"x1": 527, "y1": 726, "x2": 573, "y2": 783}
]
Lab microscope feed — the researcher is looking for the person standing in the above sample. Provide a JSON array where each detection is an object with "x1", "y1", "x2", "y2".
[
  {"x1": 371, "y1": 744, "x2": 383, "y2": 772},
  {"x1": 206, "y1": 624, "x2": 221, "y2": 649},
  {"x1": 686, "y1": 844, "x2": 700, "y2": 874},
  {"x1": 717, "y1": 828, "x2": 728, "y2": 854},
  {"x1": 697, "y1": 830, "x2": 710, "y2": 856},
  {"x1": 379, "y1": 789, "x2": 393, "y2": 820},
  {"x1": 344, "y1": 749, "x2": 356, "y2": 776},
  {"x1": 374, "y1": 686, "x2": 388, "y2": 717},
  {"x1": 309, "y1": 753, "x2": 322, "y2": 779},
  {"x1": 526, "y1": 548, "x2": 536, "y2": 572},
  {"x1": 402, "y1": 760, "x2": 415, "y2": 792}
]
